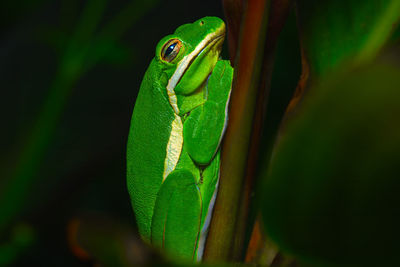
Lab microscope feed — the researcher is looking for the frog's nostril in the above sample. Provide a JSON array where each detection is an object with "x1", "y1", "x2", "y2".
[{"x1": 200, "y1": 20, "x2": 204, "y2": 26}]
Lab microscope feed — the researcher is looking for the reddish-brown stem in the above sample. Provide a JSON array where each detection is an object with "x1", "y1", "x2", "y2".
[{"x1": 204, "y1": 0, "x2": 271, "y2": 262}]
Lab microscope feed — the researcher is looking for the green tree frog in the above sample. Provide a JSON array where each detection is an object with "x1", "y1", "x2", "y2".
[{"x1": 126, "y1": 16, "x2": 233, "y2": 261}]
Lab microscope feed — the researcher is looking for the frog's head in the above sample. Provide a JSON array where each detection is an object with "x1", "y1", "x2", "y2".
[{"x1": 155, "y1": 17, "x2": 226, "y2": 114}]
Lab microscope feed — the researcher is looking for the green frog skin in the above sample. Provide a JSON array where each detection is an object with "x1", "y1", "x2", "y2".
[{"x1": 126, "y1": 16, "x2": 233, "y2": 261}]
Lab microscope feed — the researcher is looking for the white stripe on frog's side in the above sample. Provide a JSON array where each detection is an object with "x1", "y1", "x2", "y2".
[
  {"x1": 162, "y1": 114, "x2": 183, "y2": 181},
  {"x1": 196, "y1": 177, "x2": 219, "y2": 261},
  {"x1": 162, "y1": 25, "x2": 225, "y2": 182},
  {"x1": 213, "y1": 82, "x2": 232, "y2": 159}
]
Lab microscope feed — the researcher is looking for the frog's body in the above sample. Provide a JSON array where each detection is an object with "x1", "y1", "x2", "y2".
[{"x1": 127, "y1": 17, "x2": 233, "y2": 261}]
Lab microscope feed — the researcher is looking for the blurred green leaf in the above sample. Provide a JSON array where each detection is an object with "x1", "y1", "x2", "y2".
[
  {"x1": 0, "y1": 223, "x2": 35, "y2": 266},
  {"x1": 261, "y1": 50, "x2": 400, "y2": 265},
  {"x1": 297, "y1": 0, "x2": 400, "y2": 79},
  {"x1": 0, "y1": 243, "x2": 16, "y2": 266},
  {"x1": 390, "y1": 22, "x2": 400, "y2": 44}
]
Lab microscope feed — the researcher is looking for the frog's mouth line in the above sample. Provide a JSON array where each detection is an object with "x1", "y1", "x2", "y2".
[
  {"x1": 196, "y1": 34, "x2": 224, "y2": 59},
  {"x1": 166, "y1": 25, "x2": 226, "y2": 115},
  {"x1": 178, "y1": 34, "x2": 224, "y2": 88}
]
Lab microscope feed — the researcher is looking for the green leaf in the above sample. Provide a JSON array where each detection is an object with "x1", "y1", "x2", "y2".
[
  {"x1": 261, "y1": 51, "x2": 400, "y2": 265},
  {"x1": 297, "y1": 0, "x2": 400, "y2": 78}
]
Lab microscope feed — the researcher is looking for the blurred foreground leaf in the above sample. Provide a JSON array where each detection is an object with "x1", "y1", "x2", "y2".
[
  {"x1": 67, "y1": 214, "x2": 238, "y2": 266},
  {"x1": 262, "y1": 50, "x2": 400, "y2": 266},
  {"x1": 68, "y1": 214, "x2": 161, "y2": 266}
]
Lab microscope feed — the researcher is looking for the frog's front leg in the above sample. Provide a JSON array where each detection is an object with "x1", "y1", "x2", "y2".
[
  {"x1": 151, "y1": 169, "x2": 202, "y2": 260},
  {"x1": 183, "y1": 60, "x2": 233, "y2": 165}
]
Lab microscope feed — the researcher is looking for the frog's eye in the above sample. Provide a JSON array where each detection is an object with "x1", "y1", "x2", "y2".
[{"x1": 161, "y1": 39, "x2": 182, "y2": 62}]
